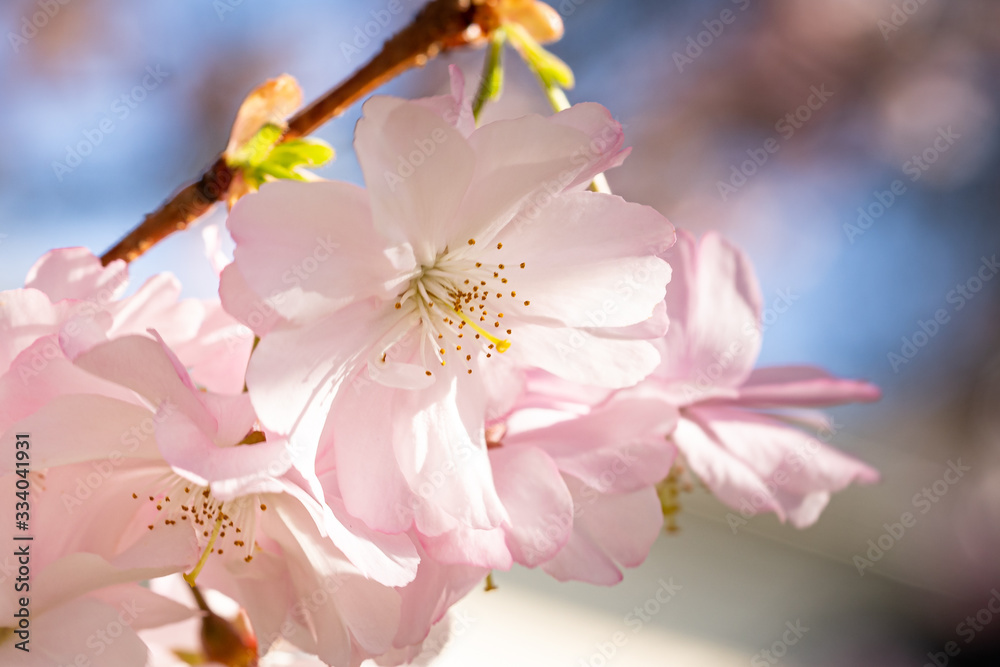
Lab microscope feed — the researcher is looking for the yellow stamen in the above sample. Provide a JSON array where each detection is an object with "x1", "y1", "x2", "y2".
[
  {"x1": 450, "y1": 305, "x2": 511, "y2": 353},
  {"x1": 184, "y1": 509, "x2": 225, "y2": 587}
]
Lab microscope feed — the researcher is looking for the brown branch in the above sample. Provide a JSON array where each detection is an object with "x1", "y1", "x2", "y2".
[{"x1": 100, "y1": 0, "x2": 501, "y2": 266}]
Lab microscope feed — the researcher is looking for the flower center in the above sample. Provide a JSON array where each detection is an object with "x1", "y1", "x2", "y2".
[
  {"x1": 134, "y1": 475, "x2": 264, "y2": 581},
  {"x1": 393, "y1": 241, "x2": 530, "y2": 374}
]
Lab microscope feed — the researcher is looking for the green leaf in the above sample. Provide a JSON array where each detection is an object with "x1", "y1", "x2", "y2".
[
  {"x1": 227, "y1": 123, "x2": 284, "y2": 168},
  {"x1": 254, "y1": 161, "x2": 308, "y2": 182},
  {"x1": 267, "y1": 139, "x2": 335, "y2": 169},
  {"x1": 242, "y1": 170, "x2": 266, "y2": 190},
  {"x1": 229, "y1": 127, "x2": 335, "y2": 190}
]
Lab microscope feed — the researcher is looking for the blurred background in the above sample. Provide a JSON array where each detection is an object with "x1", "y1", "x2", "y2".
[{"x1": 2, "y1": 0, "x2": 999, "y2": 664}]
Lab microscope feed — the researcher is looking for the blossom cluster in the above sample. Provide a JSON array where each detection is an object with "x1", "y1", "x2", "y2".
[{"x1": 0, "y1": 72, "x2": 878, "y2": 666}]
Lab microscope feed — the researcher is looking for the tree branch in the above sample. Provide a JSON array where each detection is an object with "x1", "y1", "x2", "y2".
[{"x1": 100, "y1": 0, "x2": 500, "y2": 266}]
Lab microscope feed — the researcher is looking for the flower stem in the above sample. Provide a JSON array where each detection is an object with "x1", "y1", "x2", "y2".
[{"x1": 100, "y1": 0, "x2": 502, "y2": 266}]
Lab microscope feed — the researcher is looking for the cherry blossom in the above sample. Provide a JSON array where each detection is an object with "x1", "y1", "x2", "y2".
[
  {"x1": 0, "y1": 15, "x2": 890, "y2": 661},
  {"x1": 1, "y1": 247, "x2": 251, "y2": 393},
  {"x1": 645, "y1": 231, "x2": 880, "y2": 527},
  {"x1": 223, "y1": 82, "x2": 675, "y2": 541},
  {"x1": 2, "y1": 333, "x2": 416, "y2": 664},
  {"x1": 409, "y1": 389, "x2": 677, "y2": 582}
]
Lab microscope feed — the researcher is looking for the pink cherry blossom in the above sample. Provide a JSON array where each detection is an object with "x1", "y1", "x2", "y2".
[
  {"x1": 0, "y1": 471, "x2": 199, "y2": 665},
  {"x1": 647, "y1": 231, "x2": 880, "y2": 527},
  {"x1": 0, "y1": 558, "x2": 195, "y2": 666},
  {"x1": 497, "y1": 231, "x2": 880, "y2": 530},
  {"x1": 409, "y1": 392, "x2": 676, "y2": 581},
  {"x1": 499, "y1": 394, "x2": 677, "y2": 584},
  {"x1": 0, "y1": 17, "x2": 898, "y2": 667},
  {"x1": 388, "y1": 539, "x2": 487, "y2": 659},
  {"x1": 222, "y1": 79, "x2": 674, "y2": 545},
  {"x1": 2, "y1": 247, "x2": 251, "y2": 393},
  {"x1": 1, "y1": 333, "x2": 416, "y2": 665}
]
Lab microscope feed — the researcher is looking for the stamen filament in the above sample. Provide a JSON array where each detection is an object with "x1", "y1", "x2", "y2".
[
  {"x1": 184, "y1": 509, "x2": 225, "y2": 587},
  {"x1": 450, "y1": 305, "x2": 511, "y2": 353}
]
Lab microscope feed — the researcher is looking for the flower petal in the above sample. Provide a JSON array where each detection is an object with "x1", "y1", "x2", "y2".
[
  {"x1": 245, "y1": 299, "x2": 390, "y2": 450},
  {"x1": 393, "y1": 542, "x2": 487, "y2": 650},
  {"x1": 491, "y1": 192, "x2": 673, "y2": 329},
  {"x1": 154, "y1": 403, "x2": 291, "y2": 498},
  {"x1": 5, "y1": 598, "x2": 147, "y2": 666},
  {"x1": 452, "y1": 106, "x2": 630, "y2": 246},
  {"x1": 3, "y1": 395, "x2": 161, "y2": 472},
  {"x1": 330, "y1": 366, "x2": 506, "y2": 536},
  {"x1": 356, "y1": 96, "x2": 476, "y2": 266},
  {"x1": 228, "y1": 180, "x2": 408, "y2": 321},
  {"x1": 418, "y1": 525, "x2": 512, "y2": 569},
  {"x1": 0, "y1": 289, "x2": 71, "y2": 371},
  {"x1": 507, "y1": 396, "x2": 678, "y2": 493},
  {"x1": 736, "y1": 365, "x2": 882, "y2": 407},
  {"x1": 490, "y1": 443, "x2": 573, "y2": 567},
  {"x1": 322, "y1": 489, "x2": 421, "y2": 587},
  {"x1": 654, "y1": 230, "x2": 763, "y2": 402},
  {"x1": 218, "y1": 262, "x2": 287, "y2": 336},
  {"x1": 541, "y1": 476, "x2": 663, "y2": 585},
  {"x1": 414, "y1": 65, "x2": 475, "y2": 138},
  {"x1": 73, "y1": 335, "x2": 216, "y2": 435},
  {"x1": 548, "y1": 102, "x2": 629, "y2": 187},
  {"x1": 265, "y1": 496, "x2": 402, "y2": 662},
  {"x1": 24, "y1": 247, "x2": 128, "y2": 303},
  {"x1": 505, "y1": 323, "x2": 661, "y2": 389},
  {"x1": 106, "y1": 273, "x2": 200, "y2": 343},
  {"x1": 677, "y1": 406, "x2": 880, "y2": 527},
  {"x1": 0, "y1": 334, "x2": 139, "y2": 435}
]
